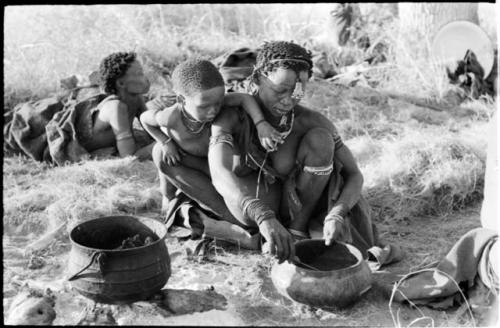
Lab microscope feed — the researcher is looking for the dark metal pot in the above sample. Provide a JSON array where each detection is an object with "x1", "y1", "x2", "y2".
[
  {"x1": 271, "y1": 240, "x2": 372, "y2": 308},
  {"x1": 67, "y1": 216, "x2": 171, "y2": 304}
]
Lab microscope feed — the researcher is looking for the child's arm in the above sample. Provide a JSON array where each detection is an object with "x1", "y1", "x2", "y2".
[
  {"x1": 223, "y1": 93, "x2": 283, "y2": 151},
  {"x1": 140, "y1": 109, "x2": 181, "y2": 165},
  {"x1": 140, "y1": 109, "x2": 171, "y2": 145}
]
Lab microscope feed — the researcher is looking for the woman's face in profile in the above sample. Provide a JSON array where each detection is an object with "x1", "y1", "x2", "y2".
[
  {"x1": 120, "y1": 60, "x2": 151, "y2": 95},
  {"x1": 257, "y1": 67, "x2": 308, "y2": 118}
]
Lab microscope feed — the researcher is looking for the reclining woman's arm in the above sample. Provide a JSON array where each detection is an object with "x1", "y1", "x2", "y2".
[{"x1": 106, "y1": 101, "x2": 137, "y2": 157}]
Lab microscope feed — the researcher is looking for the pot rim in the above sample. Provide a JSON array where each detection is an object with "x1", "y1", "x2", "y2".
[
  {"x1": 69, "y1": 215, "x2": 167, "y2": 253},
  {"x1": 290, "y1": 239, "x2": 365, "y2": 275}
]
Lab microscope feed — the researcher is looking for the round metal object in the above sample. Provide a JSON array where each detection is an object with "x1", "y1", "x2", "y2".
[
  {"x1": 67, "y1": 215, "x2": 171, "y2": 304},
  {"x1": 271, "y1": 239, "x2": 372, "y2": 308},
  {"x1": 431, "y1": 20, "x2": 494, "y2": 78}
]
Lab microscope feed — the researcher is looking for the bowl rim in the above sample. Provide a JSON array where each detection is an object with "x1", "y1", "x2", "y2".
[
  {"x1": 292, "y1": 239, "x2": 364, "y2": 274},
  {"x1": 69, "y1": 215, "x2": 167, "y2": 253}
]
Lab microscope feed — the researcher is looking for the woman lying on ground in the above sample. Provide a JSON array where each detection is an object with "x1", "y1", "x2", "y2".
[
  {"x1": 79, "y1": 52, "x2": 154, "y2": 160},
  {"x1": 208, "y1": 40, "x2": 402, "y2": 266},
  {"x1": 5, "y1": 51, "x2": 155, "y2": 164}
]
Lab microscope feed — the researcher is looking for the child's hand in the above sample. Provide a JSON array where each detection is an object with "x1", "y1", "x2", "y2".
[
  {"x1": 162, "y1": 140, "x2": 181, "y2": 166},
  {"x1": 257, "y1": 121, "x2": 283, "y2": 152}
]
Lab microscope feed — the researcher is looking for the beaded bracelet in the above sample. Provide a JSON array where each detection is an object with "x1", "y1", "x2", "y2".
[
  {"x1": 161, "y1": 137, "x2": 172, "y2": 146},
  {"x1": 255, "y1": 119, "x2": 266, "y2": 128},
  {"x1": 324, "y1": 213, "x2": 345, "y2": 225},
  {"x1": 330, "y1": 202, "x2": 349, "y2": 218},
  {"x1": 256, "y1": 210, "x2": 275, "y2": 225},
  {"x1": 241, "y1": 197, "x2": 275, "y2": 226}
]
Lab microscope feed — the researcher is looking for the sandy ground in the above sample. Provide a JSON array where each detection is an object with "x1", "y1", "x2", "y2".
[{"x1": 3, "y1": 204, "x2": 482, "y2": 326}]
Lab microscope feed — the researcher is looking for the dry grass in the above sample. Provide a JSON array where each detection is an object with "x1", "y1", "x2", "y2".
[
  {"x1": 5, "y1": 4, "x2": 496, "y2": 107},
  {"x1": 3, "y1": 156, "x2": 161, "y2": 238},
  {"x1": 302, "y1": 80, "x2": 491, "y2": 222},
  {"x1": 4, "y1": 4, "x2": 335, "y2": 107},
  {"x1": 360, "y1": 124, "x2": 487, "y2": 220}
]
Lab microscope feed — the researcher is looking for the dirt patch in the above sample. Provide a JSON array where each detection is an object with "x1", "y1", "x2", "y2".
[{"x1": 3, "y1": 206, "x2": 482, "y2": 326}]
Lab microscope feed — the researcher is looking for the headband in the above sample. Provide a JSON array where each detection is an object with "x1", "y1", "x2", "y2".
[{"x1": 266, "y1": 58, "x2": 311, "y2": 67}]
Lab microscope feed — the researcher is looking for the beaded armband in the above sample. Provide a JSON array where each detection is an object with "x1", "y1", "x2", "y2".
[
  {"x1": 116, "y1": 131, "x2": 133, "y2": 141},
  {"x1": 209, "y1": 133, "x2": 234, "y2": 149},
  {"x1": 303, "y1": 163, "x2": 334, "y2": 176}
]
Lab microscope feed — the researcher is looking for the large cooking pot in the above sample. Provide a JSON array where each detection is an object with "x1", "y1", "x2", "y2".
[
  {"x1": 67, "y1": 215, "x2": 171, "y2": 304},
  {"x1": 271, "y1": 239, "x2": 372, "y2": 308}
]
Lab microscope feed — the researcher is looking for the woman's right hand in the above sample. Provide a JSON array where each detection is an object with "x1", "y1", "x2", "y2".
[
  {"x1": 162, "y1": 140, "x2": 181, "y2": 166},
  {"x1": 259, "y1": 217, "x2": 295, "y2": 264}
]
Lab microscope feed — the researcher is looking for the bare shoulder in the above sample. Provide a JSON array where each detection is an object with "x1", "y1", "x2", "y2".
[
  {"x1": 294, "y1": 104, "x2": 336, "y2": 131},
  {"x1": 99, "y1": 99, "x2": 126, "y2": 121},
  {"x1": 156, "y1": 104, "x2": 181, "y2": 128},
  {"x1": 212, "y1": 105, "x2": 241, "y2": 133}
]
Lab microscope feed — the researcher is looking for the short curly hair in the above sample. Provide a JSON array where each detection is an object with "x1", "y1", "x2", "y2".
[
  {"x1": 253, "y1": 41, "x2": 313, "y2": 79},
  {"x1": 172, "y1": 58, "x2": 224, "y2": 96},
  {"x1": 99, "y1": 52, "x2": 137, "y2": 95}
]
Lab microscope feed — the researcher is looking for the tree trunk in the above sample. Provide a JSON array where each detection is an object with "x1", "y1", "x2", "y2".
[
  {"x1": 398, "y1": 3, "x2": 479, "y2": 45},
  {"x1": 396, "y1": 3, "x2": 479, "y2": 63}
]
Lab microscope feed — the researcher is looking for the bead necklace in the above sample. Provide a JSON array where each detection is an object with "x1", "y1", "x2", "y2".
[
  {"x1": 180, "y1": 106, "x2": 209, "y2": 135},
  {"x1": 254, "y1": 109, "x2": 295, "y2": 198}
]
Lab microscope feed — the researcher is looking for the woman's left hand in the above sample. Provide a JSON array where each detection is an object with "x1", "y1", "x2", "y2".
[{"x1": 323, "y1": 216, "x2": 352, "y2": 245}]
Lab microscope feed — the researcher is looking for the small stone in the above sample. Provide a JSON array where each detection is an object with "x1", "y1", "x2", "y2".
[
  {"x1": 27, "y1": 256, "x2": 45, "y2": 270},
  {"x1": 6, "y1": 290, "x2": 56, "y2": 325},
  {"x1": 159, "y1": 288, "x2": 227, "y2": 315}
]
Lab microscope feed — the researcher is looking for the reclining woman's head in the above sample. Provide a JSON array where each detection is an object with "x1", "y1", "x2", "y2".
[
  {"x1": 172, "y1": 58, "x2": 225, "y2": 123},
  {"x1": 251, "y1": 41, "x2": 313, "y2": 118},
  {"x1": 99, "y1": 52, "x2": 150, "y2": 96}
]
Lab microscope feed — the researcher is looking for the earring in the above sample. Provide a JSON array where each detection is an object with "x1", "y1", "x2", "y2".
[
  {"x1": 247, "y1": 73, "x2": 259, "y2": 95},
  {"x1": 176, "y1": 94, "x2": 185, "y2": 105}
]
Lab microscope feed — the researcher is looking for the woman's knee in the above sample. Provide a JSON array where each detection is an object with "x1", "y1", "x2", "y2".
[{"x1": 298, "y1": 127, "x2": 335, "y2": 166}]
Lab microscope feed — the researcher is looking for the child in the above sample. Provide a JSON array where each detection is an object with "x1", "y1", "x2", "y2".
[
  {"x1": 81, "y1": 52, "x2": 154, "y2": 160},
  {"x1": 140, "y1": 58, "x2": 282, "y2": 214}
]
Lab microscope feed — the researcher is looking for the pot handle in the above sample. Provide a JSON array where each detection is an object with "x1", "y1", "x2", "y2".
[{"x1": 68, "y1": 251, "x2": 107, "y2": 281}]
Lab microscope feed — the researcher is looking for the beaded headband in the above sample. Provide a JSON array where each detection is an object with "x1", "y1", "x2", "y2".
[{"x1": 266, "y1": 58, "x2": 311, "y2": 67}]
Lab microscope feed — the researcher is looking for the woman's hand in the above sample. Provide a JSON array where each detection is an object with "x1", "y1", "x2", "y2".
[
  {"x1": 259, "y1": 217, "x2": 295, "y2": 263},
  {"x1": 162, "y1": 140, "x2": 181, "y2": 166},
  {"x1": 323, "y1": 215, "x2": 352, "y2": 246},
  {"x1": 256, "y1": 121, "x2": 283, "y2": 152}
]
